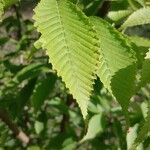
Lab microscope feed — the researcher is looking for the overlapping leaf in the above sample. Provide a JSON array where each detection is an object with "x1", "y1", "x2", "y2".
[
  {"x1": 90, "y1": 17, "x2": 137, "y2": 117},
  {"x1": 81, "y1": 113, "x2": 105, "y2": 142},
  {"x1": 130, "y1": 36, "x2": 150, "y2": 48},
  {"x1": 130, "y1": 102, "x2": 150, "y2": 150},
  {"x1": 121, "y1": 7, "x2": 150, "y2": 29},
  {"x1": 33, "y1": 0, "x2": 99, "y2": 118},
  {"x1": 107, "y1": 10, "x2": 132, "y2": 22},
  {"x1": 125, "y1": 36, "x2": 148, "y2": 68}
]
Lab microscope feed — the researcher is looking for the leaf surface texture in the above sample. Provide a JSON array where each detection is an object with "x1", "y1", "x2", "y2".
[
  {"x1": 90, "y1": 17, "x2": 137, "y2": 114},
  {"x1": 33, "y1": 0, "x2": 99, "y2": 118}
]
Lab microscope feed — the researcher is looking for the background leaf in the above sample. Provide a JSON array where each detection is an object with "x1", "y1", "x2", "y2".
[
  {"x1": 81, "y1": 113, "x2": 105, "y2": 142},
  {"x1": 31, "y1": 73, "x2": 56, "y2": 111},
  {"x1": 107, "y1": 10, "x2": 132, "y2": 22},
  {"x1": 121, "y1": 7, "x2": 150, "y2": 29},
  {"x1": 13, "y1": 63, "x2": 48, "y2": 83},
  {"x1": 130, "y1": 102, "x2": 150, "y2": 150}
]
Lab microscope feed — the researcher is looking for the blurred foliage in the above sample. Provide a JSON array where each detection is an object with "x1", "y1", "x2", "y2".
[{"x1": 0, "y1": 0, "x2": 150, "y2": 149}]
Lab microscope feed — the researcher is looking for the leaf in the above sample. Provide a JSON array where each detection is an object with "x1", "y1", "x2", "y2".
[
  {"x1": 33, "y1": 0, "x2": 99, "y2": 119},
  {"x1": 62, "y1": 138, "x2": 77, "y2": 150},
  {"x1": 10, "y1": 78, "x2": 37, "y2": 117},
  {"x1": 34, "y1": 38, "x2": 43, "y2": 49},
  {"x1": 84, "y1": 0, "x2": 104, "y2": 16},
  {"x1": 31, "y1": 73, "x2": 56, "y2": 111},
  {"x1": 126, "y1": 124, "x2": 139, "y2": 150},
  {"x1": 110, "y1": 0, "x2": 129, "y2": 11},
  {"x1": 128, "y1": 0, "x2": 144, "y2": 9},
  {"x1": 0, "y1": 0, "x2": 4, "y2": 21},
  {"x1": 34, "y1": 121, "x2": 44, "y2": 134},
  {"x1": 135, "y1": 0, "x2": 145, "y2": 6},
  {"x1": 107, "y1": 10, "x2": 132, "y2": 22},
  {"x1": 90, "y1": 17, "x2": 137, "y2": 122},
  {"x1": 141, "y1": 59, "x2": 150, "y2": 86},
  {"x1": 146, "y1": 49, "x2": 150, "y2": 59},
  {"x1": 0, "y1": 37, "x2": 9, "y2": 46},
  {"x1": 121, "y1": 7, "x2": 150, "y2": 29},
  {"x1": 0, "y1": 0, "x2": 19, "y2": 21},
  {"x1": 126, "y1": 36, "x2": 148, "y2": 68},
  {"x1": 13, "y1": 63, "x2": 48, "y2": 83},
  {"x1": 81, "y1": 113, "x2": 105, "y2": 142},
  {"x1": 130, "y1": 102, "x2": 150, "y2": 150},
  {"x1": 113, "y1": 119, "x2": 126, "y2": 149},
  {"x1": 27, "y1": 146, "x2": 41, "y2": 150},
  {"x1": 129, "y1": 36, "x2": 150, "y2": 48},
  {"x1": 3, "y1": 0, "x2": 19, "y2": 8}
]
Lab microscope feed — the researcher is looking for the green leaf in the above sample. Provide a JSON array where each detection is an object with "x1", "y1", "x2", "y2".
[
  {"x1": 31, "y1": 73, "x2": 56, "y2": 111},
  {"x1": 135, "y1": 0, "x2": 145, "y2": 6},
  {"x1": 107, "y1": 10, "x2": 132, "y2": 22},
  {"x1": 0, "y1": 37, "x2": 9, "y2": 46},
  {"x1": 130, "y1": 102, "x2": 150, "y2": 150},
  {"x1": 129, "y1": 36, "x2": 150, "y2": 48},
  {"x1": 0, "y1": 0, "x2": 19, "y2": 21},
  {"x1": 84, "y1": 0, "x2": 104, "y2": 16},
  {"x1": 11, "y1": 78, "x2": 37, "y2": 117},
  {"x1": 141, "y1": 59, "x2": 150, "y2": 86},
  {"x1": 126, "y1": 124, "x2": 139, "y2": 150},
  {"x1": 27, "y1": 146, "x2": 41, "y2": 150},
  {"x1": 113, "y1": 119, "x2": 126, "y2": 149},
  {"x1": 81, "y1": 113, "x2": 105, "y2": 142},
  {"x1": 125, "y1": 36, "x2": 148, "y2": 68},
  {"x1": 128, "y1": 0, "x2": 144, "y2": 9},
  {"x1": 3, "y1": 0, "x2": 19, "y2": 8},
  {"x1": 146, "y1": 49, "x2": 150, "y2": 59},
  {"x1": 33, "y1": 0, "x2": 99, "y2": 119},
  {"x1": 0, "y1": 0, "x2": 4, "y2": 21},
  {"x1": 121, "y1": 7, "x2": 150, "y2": 29},
  {"x1": 90, "y1": 17, "x2": 137, "y2": 123},
  {"x1": 34, "y1": 38, "x2": 43, "y2": 49},
  {"x1": 34, "y1": 121, "x2": 44, "y2": 134},
  {"x1": 13, "y1": 63, "x2": 48, "y2": 83},
  {"x1": 111, "y1": 0, "x2": 129, "y2": 11},
  {"x1": 62, "y1": 138, "x2": 77, "y2": 150}
]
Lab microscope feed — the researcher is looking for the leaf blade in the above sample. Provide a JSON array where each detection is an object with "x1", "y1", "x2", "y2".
[
  {"x1": 33, "y1": 0, "x2": 99, "y2": 118},
  {"x1": 121, "y1": 7, "x2": 150, "y2": 29},
  {"x1": 90, "y1": 17, "x2": 137, "y2": 119},
  {"x1": 31, "y1": 73, "x2": 56, "y2": 111}
]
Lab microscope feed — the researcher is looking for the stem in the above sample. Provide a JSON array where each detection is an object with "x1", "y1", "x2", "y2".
[{"x1": 0, "y1": 109, "x2": 29, "y2": 144}]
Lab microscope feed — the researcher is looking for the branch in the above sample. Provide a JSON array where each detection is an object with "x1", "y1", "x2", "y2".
[{"x1": 0, "y1": 109, "x2": 29, "y2": 144}]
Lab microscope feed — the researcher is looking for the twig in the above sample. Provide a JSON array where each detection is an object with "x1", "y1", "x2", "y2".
[{"x1": 0, "y1": 109, "x2": 29, "y2": 144}]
